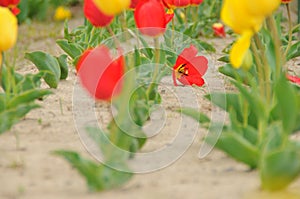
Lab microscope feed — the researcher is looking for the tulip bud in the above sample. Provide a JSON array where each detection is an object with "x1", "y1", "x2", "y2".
[{"x1": 0, "y1": 7, "x2": 18, "y2": 52}]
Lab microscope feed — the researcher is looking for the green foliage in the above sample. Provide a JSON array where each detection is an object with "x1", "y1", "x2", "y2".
[
  {"x1": 25, "y1": 51, "x2": 69, "y2": 88},
  {"x1": 0, "y1": 65, "x2": 51, "y2": 134}
]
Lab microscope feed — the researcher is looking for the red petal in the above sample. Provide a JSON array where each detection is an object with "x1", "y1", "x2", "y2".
[
  {"x1": 134, "y1": 0, "x2": 166, "y2": 37},
  {"x1": 174, "y1": 45, "x2": 198, "y2": 69},
  {"x1": 178, "y1": 75, "x2": 205, "y2": 86},
  {"x1": 287, "y1": 75, "x2": 300, "y2": 85},
  {"x1": 84, "y1": 0, "x2": 114, "y2": 27},
  {"x1": 77, "y1": 46, "x2": 124, "y2": 101}
]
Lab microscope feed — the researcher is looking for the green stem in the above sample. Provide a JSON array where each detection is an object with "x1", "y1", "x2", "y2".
[
  {"x1": 87, "y1": 26, "x2": 96, "y2": 48},
  {"x1": 284, "y1": 3, "x2": 293, "y2": 59},
  {"x1": 266, "y1": 16, "x2": 283, "y2": 78},
  {"x1": 251, "y1": 40, "x2": 264, "y2": 97},
  {"x1": 0, "y1": 52, "x2": 3, "y2": 88},
  {"x1": 254, "y1": 34, "x2": 271, "y2": 103},
  {"x1": 146, "y1": 37, "x2": 160, "y2": 99}
]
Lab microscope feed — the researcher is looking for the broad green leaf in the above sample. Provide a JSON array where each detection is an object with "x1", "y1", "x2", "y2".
[
  {"x1": 0, "y1": 104, "x2": 40, "y2": 134},
  {"x1": 7, "y1": 89, "x2": 51, "y2": 108},
  {"x1": 206, "y1": 131, "x2": 259, "y2": 168},
  {"x1": 274, "y1": 75, "x2": 298, "y2": 133},
  {"x1": 260, "y1": 147, "x2": 300, "y2": 191},
  {"x1": 53, "y1": 150, "x2": 132, "y2": 192},
  {"x1": 25, "y1": 51, "x2": 61, "y2": 88},
  {"x1": 56, "y1": 54, "x2": 69, "y2": 80}
]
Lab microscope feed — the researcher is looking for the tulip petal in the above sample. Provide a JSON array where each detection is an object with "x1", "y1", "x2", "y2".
[{"x1": 230, "y1": 31, "x2": 253, "y2": 68}]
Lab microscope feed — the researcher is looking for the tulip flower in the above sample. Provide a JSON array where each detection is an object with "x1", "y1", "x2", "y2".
[
  {"x1": 173, "y1": 45, "x2": 208, "y2": 86},
  {"x1": 163, "y1": 0, "x2": 202, "y2": 8},
  {"x1": 287, "y1": 75, "x2": 300, "y2": 85},
  {"x1": 92, "y1": 0, "x2": 130, "y2": 16},
  {"x1": 76, "y1": 46, "x2": 124, "y2": 101},
  {"x1": 212, "y1": 23, "x2": 226, "y2": 37},
  {"x1": 0, "y1": 0, "x2": 20, "y2": 15},
  {"x1": 281, "y1": 0, "x2": 293, "y2": 3},
  {"x1": 0, "y1": 6, "x2": 18, "y2": 52},
  {"x1": 130, "y1": 0, "x2": 141, "y2": 9},
  {"x1": 134, "y1": 0, "x2": 174, "y2": 37},
  {"x1": 221, "y1": 0, "x2": 281, "y2": 68},
  {"x1": 54, "y1": 6, "x2": 72, "y2": 21},
  {"x1": 84, "y1": 0, "x2": 114, "y2": 27}
]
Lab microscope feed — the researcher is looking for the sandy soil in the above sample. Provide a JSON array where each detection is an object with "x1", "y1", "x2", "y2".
[{"x1": 1, "y1": 8, "x2": 300, "y2": 199}]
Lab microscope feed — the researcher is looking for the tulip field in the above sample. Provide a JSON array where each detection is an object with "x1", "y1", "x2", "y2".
[{"x1": 1, "y1": 0, "x2": 300, "y2": 198}]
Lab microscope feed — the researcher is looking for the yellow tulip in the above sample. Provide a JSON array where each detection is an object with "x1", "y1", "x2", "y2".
[
  {"x1": 54, "y1": 6, "x2": 72, "y2": 21},
  {"x1": 221, "y1": 0, "x2": 281, "y2": 68},
  {"x1": 0, "y1": 7, "x2": 18, "y2": 52},
  {"x1": 92, "y1": 0, "x2": 130, "y2": 16}
]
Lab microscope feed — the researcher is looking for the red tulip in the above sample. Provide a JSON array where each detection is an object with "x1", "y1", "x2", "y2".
[
  {"x1": 287, "y1": 75, "x2": 300, "y2": 86},
  {"x1": 0, "y1": 0, "x2": 20, "y2": 15},
  {"x1": 0, "y1": 0, "x2": 20, "y2": 6},
  {"x1": 212, "y1": 23, "x2": 226, "y2": 37},
  {"x1": 281, "y1": 0, "x2": 293, "y2": 3},
  {"x1": 130, "y1": 0, "x2": 141, "y2": 8},
  {"x1": 163, "y1": 0, "x2": 202, "y2": 8},
  {"x1": 134, "y1": 0, "x2": 173, "y2": 37},
  {"x1": 173, "y1": 45, "x2": 208, "y2": 86},
  {"x1": 83, "y1": 0, "x2": 114, "y2": 27},
  {"x1": 190, "y1": 0, "x2": 203, "y2": 6},
  {"x1": 76, "y1": 46, "x2": 124, "y2": 101}
]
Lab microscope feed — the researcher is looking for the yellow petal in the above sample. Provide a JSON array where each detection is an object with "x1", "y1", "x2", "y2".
[
  {"x1": 92, "y1": 0, "x2": 130, "y2": 16},
  {"x1": 245, "y1": 0, "x2": 281, "y2": 16},
  {"x1": 230, "y1": 31, "x2": 253, "y2": 68},
  {"x1": 221, "y1": 0, "x2": 263, "y2": 34},
  {"x1": 0, "y1": 7, "x2": 18, "y2": 52}
]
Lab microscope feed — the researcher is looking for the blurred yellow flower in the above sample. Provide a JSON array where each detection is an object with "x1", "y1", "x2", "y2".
[
  {"x1": 92, "y1": 0, "x2": 130, "y2": 15},
  {"x1": 0, "y1": 6, "x2": 18, "y2": 52},
  {"x1": 221, "y1": 0, "x2": 281, "y2": 68},
  {"x1": 54, "y1": 6, "x2": 72, "y2": 21}
]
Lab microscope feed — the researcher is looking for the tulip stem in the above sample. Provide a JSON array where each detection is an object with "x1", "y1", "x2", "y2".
[
  {"x1": 107, "y1": 26, "x2": 121, "y2": 48},
  {"x1": 284, "y1": 3, "x2": 293, "y2": 59},
  {"x1": 0, "y1": 52, "x2": 3, "y2": 88},
  {"x1": 251, "y1": 40, "x2": 264, "y2": 97},
  {"x1": 146, "y1": 37, "x2": 160, "y2": 99},
  {"x1": 254, "y1": 34, "x2": 271, "y2": 103},
  {"x1": 266, "y1": 16, "x2": 283, "y2": 79}
]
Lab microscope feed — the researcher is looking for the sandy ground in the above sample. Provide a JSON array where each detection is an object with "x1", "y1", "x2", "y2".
[{"x1": 1, "y1": 7, "x2": 300, "y2": 199}]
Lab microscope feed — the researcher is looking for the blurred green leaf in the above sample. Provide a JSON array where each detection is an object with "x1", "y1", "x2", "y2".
[{"x1": 25, "y1": 51, "x2": 61, "y2": 88}]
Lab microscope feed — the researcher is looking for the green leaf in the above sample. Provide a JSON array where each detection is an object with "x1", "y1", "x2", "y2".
[
  {"x1": 218, "y1": 56, "x2": 230, "y2": 63},
  {"x1": 56, "y1": 54, "x2": 69, "y2": 80},
  {"x1": 0, "y1": 104, "x2": 40, "y2": 134},
  {"x1": 25, "y1": 51, "x2": 61, "y2": 88},
  {"x1": 7, "y1": 89, "x2": 51, "y2": 108},
  {"x1": 206, "y1": 130, "x2": 259, "y2": 168},
  {"x1": 274, "y1": 75, "x2": 298, "y2": 133},
  {"x1": 180, "y1": 107, "x2": 210, "y2": 124},
  {"x1": 286, "y1": 42, "x2": 300, "y2": 61},
  {"x1": 56, "y1": 39, "x2": 84, "y2": 59},
  {"x1": 260, "y1": 147, "x2": 300, "y2": 190},
  {"x1": 196, "y1": 40, "x2": 216, "y2": 52},
  {"x1": 53, "y1": 150, "x2": 133, "y2": 192}
]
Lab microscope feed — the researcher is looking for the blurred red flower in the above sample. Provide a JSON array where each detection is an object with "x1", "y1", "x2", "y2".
[
  {"x1": 76, "y1": 46, "x2": 124, "y2": 101},
  {"x1": 281, "y1": 0, "x2": 293, "y2": 3},
  {"x1": 163, "y1": 0, "x2": 202, "y2": 8},
  {"x1": 130, "y1": 0, "x2": 141, "y2": 8},
  {"x1": 287, "y1": 75, "x2": 300, "y2": 85},
  {"x1": 134, "y1": 0, "x2": 174, "y2": 37},
  {"x1": 0, "y1": 0, "x2": 20, "y2": 15},
  {"x1": 212, "y1": 23, "x2": 226, "y2": 37},
  {"x1": 173, "y1": 45, "x2": 208, "y2": 86},
  {"x1": 83, "y1": 0, "x2": 114, "y2": 27}
]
